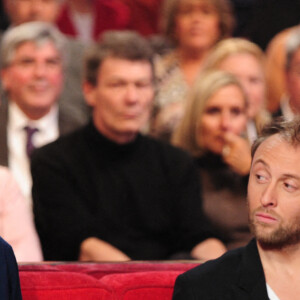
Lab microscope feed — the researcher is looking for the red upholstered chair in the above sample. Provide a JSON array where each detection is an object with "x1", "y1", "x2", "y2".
[
  {"x1": 99, "y1": 271, "x2": 182, "y2": 300},
  {"x1": 56, "y1": 261, "x2": 199, "y2": 279},
  {"x1": 20, "y1": 269, "x2": 112, "y2": 300},
  {"x1": 18, "y1": 262, "x2": 200, "y2": 299}
]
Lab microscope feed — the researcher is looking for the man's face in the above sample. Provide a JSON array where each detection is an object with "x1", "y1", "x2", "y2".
[
  {"x1": 84, "y1": 57, "x2": 154, "y2": 143},
  {"x1": 248, "y1": 134, "x2": 300, "y2": 249},
  {"x1": 1, "y1": 41, "x2": 63, "y2": 120},
  {"x1": 4, "y1": 0, "x2": 61, "y2": 25},
  {"x1": 286, "y1": 48, "x2": 300, "y2": 114}
]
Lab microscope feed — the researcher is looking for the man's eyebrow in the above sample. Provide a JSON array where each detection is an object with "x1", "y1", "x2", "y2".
[
  {"x1": 282, "y1": 173, "x2": 300, "y2": 181},
  {"x1": 252, "y1": 158, "x2": 269, "y2": 168}
]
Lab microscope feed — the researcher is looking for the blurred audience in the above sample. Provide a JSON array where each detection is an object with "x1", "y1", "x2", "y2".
[
  {"x1": 203, "y1": 38, "x2": 271, "y2": 143},
  {"x1": 31, "y1": 31, "x2": 226, "y2": 262},
  {"x1": 0, "y1": 167, "x2": 42, "y2": 262},
  {"x1": 272, "y1": 27, "x2": 300, "y2": 119},
  {"x1": 56, "y1": 0, "x2": 130, "y2": 43},
  {"x1": 0, "y1": 22, "x2": 87, "y2": 205},
  {"x1": 173, "y1": 70, "x2": 252, "y2": 249},
  {"x1": 151, "y1": 0, "x2": 235, "y2": 141}
]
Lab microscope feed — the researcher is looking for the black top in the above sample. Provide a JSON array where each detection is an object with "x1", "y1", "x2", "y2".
[
  {"x1": 172, "y1": 239, "x2": 268, "y2": 300},
  {"x1": 32, "y1": 122, "x2": 214, "y2": 261},
  {"x1": 196, "y1": 153, "x2": 252, "y2": 250}
]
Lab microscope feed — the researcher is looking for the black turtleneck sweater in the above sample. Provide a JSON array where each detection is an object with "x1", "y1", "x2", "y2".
[
  {"x1": 31, "y1": 122, "x2": 214, "y2": 261},
  {"x1": 196, "y1": 153, "x2": 252, "y2": 250}
]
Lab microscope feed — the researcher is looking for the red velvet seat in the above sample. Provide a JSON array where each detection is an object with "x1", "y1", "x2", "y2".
[
  {"x1": 99, "y1": 270, "x2": 182, "y2": 300},
  {"x1": 19, "y1": 262, "x2": 200, "y2": 300},
  {"x1": 20, "y1": 271, "x2": 112, "y2": 300}
]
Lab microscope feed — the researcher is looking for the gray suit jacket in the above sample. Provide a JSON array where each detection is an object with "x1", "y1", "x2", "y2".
[
  {"x1": 172, "y1": 239, "x2": 269, "y2": 300},
  {"x1": 59, "y1": 36, "x2": 91, "y2": 124}
]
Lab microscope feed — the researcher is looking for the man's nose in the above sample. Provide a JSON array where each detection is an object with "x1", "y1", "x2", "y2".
[
  {"x1": 124, "y1": 85, "x2": 138, "y2": 104},
  {"x1": 260, "y1": 182, "x2": 277, "y2": 208},
  {"x1": 33, "y1": 63, "x2": 47, "y2": 76}
]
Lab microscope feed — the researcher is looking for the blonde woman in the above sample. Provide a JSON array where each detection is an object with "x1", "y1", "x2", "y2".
[
  {"x1": 151, "y1": 0, "x2": 234, "y2": 141},
  {"x1": 173, "y1": 70, "x2": 252, "y2": 250},
  {"x1": 202, "y1": 37, "x2": 271, "y2": 143}
]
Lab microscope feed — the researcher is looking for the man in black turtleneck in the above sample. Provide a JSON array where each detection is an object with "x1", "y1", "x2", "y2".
[{"x1": 31, "y1": 30, "x2": 226, "y2": 262}]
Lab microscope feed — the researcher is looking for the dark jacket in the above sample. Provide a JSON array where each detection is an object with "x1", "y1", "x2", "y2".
[
  {"x1": 172, "y1": 239, "x2": 268, "y2": 300},
  {"x1": 0, "y1": 237, "x2": 22, "y2": 300}
]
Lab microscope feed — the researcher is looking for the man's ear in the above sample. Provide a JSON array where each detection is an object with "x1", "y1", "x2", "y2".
[
  {"x1": 82, "y1": 81, "x2": 96, "y2": 107},
  {"x1": 1, "y1": 69, "x2": 10, "y2": 91}
]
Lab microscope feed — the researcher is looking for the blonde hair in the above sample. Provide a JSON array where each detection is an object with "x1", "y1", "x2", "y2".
[
  {"x1": 202, "y1": 37, "x2": 270, "y2": 131},
  {"x1": 161, "y1": 0, "x2": 235, "y2": 45},
  {"x1": 172, "y1": 70, "x2": 247, "y2": 156},
  {"x1": 203, "y1": 37, "x2": 265, "y2": 71}
]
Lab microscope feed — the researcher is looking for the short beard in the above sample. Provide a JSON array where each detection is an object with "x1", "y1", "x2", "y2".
[{"x1": 249, "y1": 208, "x2": 300, "y2": 250}]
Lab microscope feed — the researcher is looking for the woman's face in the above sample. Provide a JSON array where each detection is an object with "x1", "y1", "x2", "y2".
[
  {"x1": 218, "y1": 53, "x2": 265, "y2": 119},
  {"x1": 198, "y1": 84, "x2": 247, "y2": 154},
  {"x1": 174, "y1": 0, "x2": 221, "y2": 52}
]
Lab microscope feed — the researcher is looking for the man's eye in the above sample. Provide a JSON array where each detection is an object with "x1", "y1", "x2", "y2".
[
  {"x1": 283, "y1": 182, "x2": 297, "y2": 192},
  {"x1": 136, "y1": 82, "x2": 151, "y2": 88},
  {"x1": 18, "y1": 59, "x2": 35, "y2": 66},
  {"x1": 46, "y1": 59, "x2": 61, "y2": 66},
  {"x1": 108, "y1": 82, "x2": 124, "y2": 88},
  {"x1": 255, "y1": 174, "x2": 267, "y2": 182}
]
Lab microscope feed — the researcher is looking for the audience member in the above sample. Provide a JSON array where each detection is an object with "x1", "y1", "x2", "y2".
[
  {"x1": 31, "y1": 31, "x2": 226, "y2": 262},
  {"x1": 3, "y1": 0, "x2": 61, "y2": 26},
  {"x1": 56, "y1": 0, "x2": 130, "y2": 43},
  {"x1": 151, "y1": 0, "x2": 235, "y2": 141},
  {"x1": 0, "y1": 22, "x2": 86, "y2": 205},
  {"x1": 202, "y1": 38, "x2": 271, "y2": 143},
  {"x1": 173, "y1": 118, "x2": 300, "y2": 299},
  {"x1": 0, "y1": 167, "x2": 42, "y2": 262},
  {"x1": 0, "y1": 237, "x2": 22, "y2": 299},
  {"x1": 272, "y1": 27, "x2": 300, "y2": 120},
  {"x1": 265, "y1": 25, "x2": 300, "y2": 113},
  {"x1": 173, "y1": 70, "x2": 252, "y2": 250},
  {"x1": 3, "y1": 0, "x2": 91, "y2": 124}
]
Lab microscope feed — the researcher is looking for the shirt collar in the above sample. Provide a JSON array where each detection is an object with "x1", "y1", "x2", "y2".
[{"x1": 8, "y1": 101, "x2": 59, "y2": 132}]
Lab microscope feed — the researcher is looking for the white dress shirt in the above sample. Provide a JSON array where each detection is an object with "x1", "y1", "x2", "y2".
[
  {"x1": 266, "y1": 284, "x2": 280, "y2": 300},
  {"x1": 71, "y1": 9, "x2": 93, "y2": 43},
  {"x1": 7, "y1": 102, "x2": 59, "y2": 207}
]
